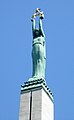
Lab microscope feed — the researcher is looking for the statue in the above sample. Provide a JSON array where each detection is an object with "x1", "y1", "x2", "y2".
[{"x1": 31, "y1": 8, "x2": 46, "y2": 80}]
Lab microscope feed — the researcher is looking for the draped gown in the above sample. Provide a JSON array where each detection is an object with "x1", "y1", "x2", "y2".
[{"x1": 32, "y1": 19, "x2": 46, "y2": 79}]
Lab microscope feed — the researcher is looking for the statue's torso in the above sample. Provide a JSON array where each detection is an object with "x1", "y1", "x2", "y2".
[
  {"x1": 32, "y1": 36, "x2": 46, "y2": 60},
  {"x1": 32, "y1": 36, "x2": 45, "y2": 46}
]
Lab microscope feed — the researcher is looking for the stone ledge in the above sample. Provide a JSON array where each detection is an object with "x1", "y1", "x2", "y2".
[{"x1": 21, "y1": 78, "x2": 54, "y2": 102}]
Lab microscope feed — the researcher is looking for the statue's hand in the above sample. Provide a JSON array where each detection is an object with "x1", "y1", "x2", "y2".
[
  {"x1": 39, "y1": 12, "x2": 44, "y2": 19},
  {"x1": 40, "y1": 16, "x2": 44, "y2": 19},
  {"x1": 31, "y1": 18, "x2": 34, "y2": 22}
]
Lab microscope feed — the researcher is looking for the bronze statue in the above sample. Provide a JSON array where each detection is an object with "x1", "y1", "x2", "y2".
[{"x1": 31, "y1": 8, "x2": 46, "y2": 80}]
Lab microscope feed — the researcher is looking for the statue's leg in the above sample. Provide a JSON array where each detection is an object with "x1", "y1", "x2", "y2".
[
  {"x1": 32, "y1": 42, "x2": 45, "y2": 78},
  {"x1": 32, "y1": 49, "x2": 36, "y2": 77},
  {"x1": 32, "y1": 44, "x2": 38, "y2": 77},
  {"x1": 36, "y1": 44, "x2": 44, "y2": 78},
  {"x1": 38, "y1": 44, "x2": 44, "y2": 77}
]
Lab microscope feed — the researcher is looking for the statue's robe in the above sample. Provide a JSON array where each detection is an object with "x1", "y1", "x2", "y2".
[{"x1": 32, "y1": 19, "x2": 46, "y2": 79}]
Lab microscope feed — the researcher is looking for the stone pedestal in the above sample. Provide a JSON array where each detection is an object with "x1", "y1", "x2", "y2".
[{"x1": 19, "y1": 79, "x2": 54, "y2": 120}]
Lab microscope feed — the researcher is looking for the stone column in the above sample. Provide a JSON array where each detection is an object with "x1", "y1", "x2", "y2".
[{"x1": 19, "y1": 79, "x2": 54, "y2": 120}]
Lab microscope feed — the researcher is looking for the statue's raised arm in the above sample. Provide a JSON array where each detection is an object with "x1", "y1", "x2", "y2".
[
  {"x1": 31, "y1": 19, "x2": 35, "y2": 38},
  {"x1": 39, "y1": 18, "x2": 45, "y2": 37}
]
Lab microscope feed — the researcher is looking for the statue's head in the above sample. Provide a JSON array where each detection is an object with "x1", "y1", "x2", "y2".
[{"x1": 34, "y1": 28, "x2": 40, "y2": 37}]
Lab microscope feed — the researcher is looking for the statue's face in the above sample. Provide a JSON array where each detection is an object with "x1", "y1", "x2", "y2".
[{"x1": 35, "y1": 29, "x2": 39, "y2": 37}]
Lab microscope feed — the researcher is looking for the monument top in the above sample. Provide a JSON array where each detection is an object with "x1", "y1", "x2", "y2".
[
  {"x1": 30, "y1": 8, "x2": 46, "y2": 81},
  {"x1": 21, "y1": 8, "x2": 54, "y2": 100},
  {"x1": 31, "y1": 8, "x2": 44, "y2": 19}
]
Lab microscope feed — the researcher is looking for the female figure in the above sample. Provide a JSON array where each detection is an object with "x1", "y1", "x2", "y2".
[{"x1": 31, "y1": 17, "x2": 46, "y2": 79}]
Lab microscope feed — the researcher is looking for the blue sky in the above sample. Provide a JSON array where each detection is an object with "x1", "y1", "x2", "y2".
[{"x1": 0, "y1": 0, "x2": 74, "y2": 120}]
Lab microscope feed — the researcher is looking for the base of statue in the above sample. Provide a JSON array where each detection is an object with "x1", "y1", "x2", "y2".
[
  {"x1": 21, "y1": 77, "x2": 54, "y2": 102},
  {"x1": 19, "y1": 78, "x2": 54, "y2": 120},
  {"x1": 28, "y1": 76, "x2": 45, "y2": 81}
]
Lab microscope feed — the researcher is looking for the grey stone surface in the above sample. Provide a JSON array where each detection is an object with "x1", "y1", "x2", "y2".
[
  {"x1": 19, "y1": 88, "x2": 54, "y2": 120},
  {"x1": 31, "y1": 90, "x2": 42, "y2": 120},
  {"x1": 42, "y1": 89, "x2": 54, "y2": 120},
  {"x1": 19, "y1": 92, "x2": 30, "y2": 120}
]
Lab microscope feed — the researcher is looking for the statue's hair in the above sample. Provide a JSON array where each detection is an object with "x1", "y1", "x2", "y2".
[
  {"x1": 33, "y1": 28, "x2": 40, "y2": 39},
  {"x1": 35, "y1": 28, "x2": 39, "y2": 31}
]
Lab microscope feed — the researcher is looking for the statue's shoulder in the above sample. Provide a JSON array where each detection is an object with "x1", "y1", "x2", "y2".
[{"x1": 32, "y1": 37, "x2": 45, "y2": 46}]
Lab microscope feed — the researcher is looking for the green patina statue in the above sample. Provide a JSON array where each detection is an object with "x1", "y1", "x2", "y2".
[{"x1": 31, "y1": 8, "x2": 46, "y2": 80}]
